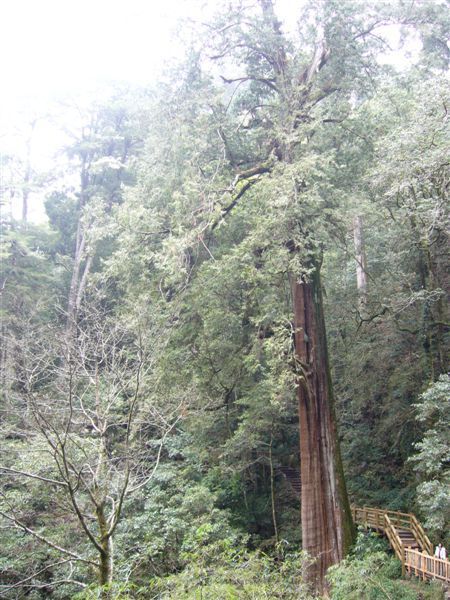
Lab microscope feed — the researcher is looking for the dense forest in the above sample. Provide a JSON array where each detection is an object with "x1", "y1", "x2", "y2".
[{"x1": 0, "y1": 0, "x2": 449, "y2": 598}]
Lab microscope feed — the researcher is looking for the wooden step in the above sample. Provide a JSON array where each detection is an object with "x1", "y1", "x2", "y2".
[
  {"x1": 352, "y1": 506, "x2": 449, "y2": 584},
  {"x1": 278, "y1": 467, "x2": 301, "y2": 494},
  {"x1": 396, "y1": 529, "x2": 422, "y2": 550}
]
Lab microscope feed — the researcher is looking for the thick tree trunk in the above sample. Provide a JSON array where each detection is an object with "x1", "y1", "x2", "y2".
[
  {"x1": 99, "y1": 542, "x2": 113, "y2": 590},
  {"x1": 291, "y1": 262, "x2": 355, "y2": 592},
  {"x1": 21, "y1": 186, "x2": 29, "y2": 224},
  {"x1": 67, "y1": 224, "x2": 84, "y2": 327},
  {"x1": 409, "y1": 214, "x2": 448, "y2": 380}
]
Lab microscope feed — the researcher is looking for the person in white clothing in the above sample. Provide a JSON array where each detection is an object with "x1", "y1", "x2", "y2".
[
  {"x1": 435, "y1": 543, "x2": 447, "y2": 560},
  {"x1": 434, "y1": 543, "x2": 447, "y2": 577}
]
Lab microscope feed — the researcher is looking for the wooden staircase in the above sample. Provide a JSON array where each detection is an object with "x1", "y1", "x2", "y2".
[
  {"x1": 352, "y1": 506, "x2": 450, "y2": 584},
  {"x1": 397, "y1": 528, "x2": 421, "y2": 551},
  {"x1": 275, "y1": 467, "x2": 449, "y2": 586},
  {"x1": 278, "y1": 466, "x2": 301, "y2": 496}
]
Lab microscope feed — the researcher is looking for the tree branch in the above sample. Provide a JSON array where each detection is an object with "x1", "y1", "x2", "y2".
[
  {"x1": 0, "y1": 510, "x2": 98, "y2": 566},
  {"x1": 0, "y1": 466, "x2": 68, "y2": 487},
  {"x1": 220, "y1": 75, "x2": 278, "y2": 92},
  {"x1": 211, "y1": 163, "x2": 272, "y2": 230},
  {"x1": 127, "y1": 415, "x2": 181, "y2": 494},
  {"x1": 0, "y1": 559, "x2": 73, "y2": 594}
]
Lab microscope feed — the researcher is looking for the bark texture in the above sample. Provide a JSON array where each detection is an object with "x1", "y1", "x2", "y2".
[
  {"x1": 353, "y1": 215, "x2": 368, "y2": 305},
  {"x1": 98, "y1": 501, "x2": 113, "y2": 597},
  {"x1": 292, "y1": 264, "x2": 355, "y2": 591}
]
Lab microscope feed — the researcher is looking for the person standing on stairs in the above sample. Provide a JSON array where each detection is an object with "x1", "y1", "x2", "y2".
[
  {"x1": 435, "y1": 543, "x2": 447, "y2": 560},
  {"x1": 435, "y1": 543, "x2": 447, "y2": 578}
]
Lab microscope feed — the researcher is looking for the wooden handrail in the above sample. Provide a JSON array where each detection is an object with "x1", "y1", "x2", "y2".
[
  {"x1": 405, "y1": 548, "x2": 450, "y2": 582},
  {"x1": 384, "y1": 514, "x2": 405, "y2": 572},
  {"x1": 352, "y1": 506, "x2": 411, "y2": 528},
  {"x1": 351, "y1": 506, "x2": 385, "y2": 530},
  {"x1": 410, "y1": 514, "x2": 433, "y2": 556},
  {"x1": 352, "y1": 505, "x2": 449, "y2": 583}
]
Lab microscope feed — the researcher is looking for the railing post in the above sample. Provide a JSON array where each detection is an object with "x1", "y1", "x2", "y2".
[{"x1": 353, "y1": 506, "x2": 450, "y2": 584}]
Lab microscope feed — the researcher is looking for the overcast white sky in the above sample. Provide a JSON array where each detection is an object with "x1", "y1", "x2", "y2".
[
  {"x1": 0, "y1": 0, "x2": 303, "y2": 215},
  {"x1": 0, "y1": 1, "x2": 234, "y2": 219},
  {"x1": 0, "y1": 1, "x2": 190, "y2": 119},
  {"x1": 0, "y1": 0, "x2": 420, "y2": 222},
  {"x1": 1, "y1": 0, "x2": 178, "y2": 87},
  {"x1": 0, "y1": 0, "x2": 300, "y2": 111},
  {"x1": 0, "y1": 0, "x2": 305, "y2": 112}
]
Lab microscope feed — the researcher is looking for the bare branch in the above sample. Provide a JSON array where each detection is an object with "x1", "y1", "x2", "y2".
[
  {"x1": 220, "y1": 75, "x2": 278, "y2": 92},
  {"x1": 0, "y1": 559, "x2": 72, "y2": 594},
  {"x1": 211, "y1": 163, "x2": 272, "y2": 230},
  {"x1": 127, "y1": 415, "x2": 182, "y2": 495},
  {"x1": 0, "y1": 466, "x2": 68, "y2": 487},
  {"x1": 0, "y1": 510, "x2": 98, "y2": 566}
]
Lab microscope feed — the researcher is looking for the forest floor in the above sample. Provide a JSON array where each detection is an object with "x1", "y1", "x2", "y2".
[{"x1": 401, "y1": 577, "x2": 447, "y2": 600}]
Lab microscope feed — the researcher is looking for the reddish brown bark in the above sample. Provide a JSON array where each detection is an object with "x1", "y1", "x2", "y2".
[{"x1": 292, "y1": 264, "x2": 354, "y2": 592}]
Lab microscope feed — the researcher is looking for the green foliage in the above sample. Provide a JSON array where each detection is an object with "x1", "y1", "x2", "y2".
[
  {"x1": 327, "y1": 531, "x2": 442, "y2": 600},
  {"x1": 322, "y1": 71, "x2": 449, "y2": 509},
  {"x1": 74, "y1": 545, "x2": 315, "y2": 600},
  {"x1": 44, "y1": 190, "x2": 79, "y2": 255},
  {"x1": 115, "y1": 463, "x2": 241, "y2": 580},
  {"x1": 146, "y1": 540, "x2": 315, "y2": 600},
  {"x1": 0, "y1": 222, "x2": 60, "y2": 318},
  {"x1": 410, "y1": 375, "x2": 450, "y2": 542}
]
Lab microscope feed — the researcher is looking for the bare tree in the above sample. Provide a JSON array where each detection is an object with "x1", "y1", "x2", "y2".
[{"x1": 0, "y1": 298, "x2": 179, "y2": 597}]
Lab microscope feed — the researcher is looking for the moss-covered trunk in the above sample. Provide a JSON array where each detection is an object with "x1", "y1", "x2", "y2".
[
  {"x1": 97, "y1": 502, "x2": 113, "y2": 596},
  {"x1": 291, "y1": 262, "x2": 355, "y2": 592}
]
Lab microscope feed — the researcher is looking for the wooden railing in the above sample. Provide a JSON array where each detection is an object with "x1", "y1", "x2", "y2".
[
  {"x1": 405, "y1": 548, "x2": 450, "y2": 582},
  {"x1": 352, "y1": 505, "x2": 449, "y2": 583},
  {"x1": 410, "y1": 514, "x2": 433, "y2": 556},
  {"x1": 384, "y1": 514, "x2": 405, "y2": 568},
  {"x1": 351, "y1": 506, "x2": 385, "y2": 531},
  {"x1": 352, "y1": 507, "x2": 432, "y2": 552}
]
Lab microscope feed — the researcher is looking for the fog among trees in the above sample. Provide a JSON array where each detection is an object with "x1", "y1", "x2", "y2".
[{"x1": 1, "y1": 1, "x2": 449, "y2": 598}]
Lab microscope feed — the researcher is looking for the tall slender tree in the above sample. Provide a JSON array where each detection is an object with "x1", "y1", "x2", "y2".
[{"x1": 54, "y1": 94, "x2": 143, "y2": 333}]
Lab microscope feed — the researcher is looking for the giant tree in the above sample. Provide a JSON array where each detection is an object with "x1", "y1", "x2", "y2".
[
  {"x1": 192, "y1": 0, "x2": 388, "y2": 587},
  {"x1": 102, "y1": 0, "x2": 449, "y2": 591},
  {"x1": 202, "y1": 0, "x2": 450, "y2": 586}
]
